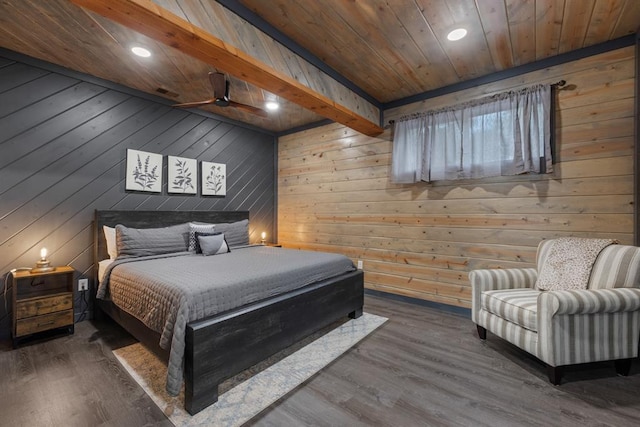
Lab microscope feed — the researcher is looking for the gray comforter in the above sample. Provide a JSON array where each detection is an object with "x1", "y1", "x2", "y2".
[{"x1": 98, "y1": 245, "x2": 355, "y2": 395}]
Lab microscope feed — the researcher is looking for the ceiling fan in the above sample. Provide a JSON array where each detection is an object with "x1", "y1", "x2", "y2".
[{"x1": 173, "y1": 72, "x2": 268, "y2": 118}]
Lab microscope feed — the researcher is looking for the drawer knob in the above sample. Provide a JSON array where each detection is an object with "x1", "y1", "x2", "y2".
[{"x1": 38, "y1": 321, "x2": 55, "y2": 327}]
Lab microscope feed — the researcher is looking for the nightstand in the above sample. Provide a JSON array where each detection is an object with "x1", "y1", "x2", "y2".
[
  {"x1": 264, "y1": 243, "x2": 282, "y2": 247},
  {"x1": 11, "y1": 266, "x2": 74, "y2": 348}
]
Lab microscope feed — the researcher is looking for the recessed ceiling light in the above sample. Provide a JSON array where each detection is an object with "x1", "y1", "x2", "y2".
[
  {"x1": 131, "y1": 46, "x2": 151, "y2": 57},
  {"x1": 447, "y1": 28, "x2": 467, "y2": 41},
  {"x1": 265, "y1": 101, "x2": 279, "y2": 111}
]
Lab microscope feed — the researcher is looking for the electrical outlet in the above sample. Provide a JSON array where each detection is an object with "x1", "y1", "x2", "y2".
[
  {"x1": 78, "y1": 278, "x2": 89, "y2": 292},
  {"x1": 357, "y1": 260, "x2": 363, "y2": 270}
]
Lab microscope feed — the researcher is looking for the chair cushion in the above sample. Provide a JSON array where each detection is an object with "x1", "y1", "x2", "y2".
[{"x1": 481, "y1": 289, "x2": 540, "y2": 332}]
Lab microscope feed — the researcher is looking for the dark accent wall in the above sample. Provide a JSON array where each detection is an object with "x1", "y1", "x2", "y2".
[{"x1": 0, "y1": 53, "x2": 276, "y2": 339}]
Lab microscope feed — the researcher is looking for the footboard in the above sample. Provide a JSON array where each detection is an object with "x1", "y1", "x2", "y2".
[{"x1": 184, "y1": 269, "x2": 364, "y2": 415}]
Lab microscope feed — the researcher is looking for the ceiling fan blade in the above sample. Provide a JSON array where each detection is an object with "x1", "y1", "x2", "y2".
[
  {"x1": 228, "y1": 100, "x2": 268, "y2": 118},
  {"x1": 177, "y1": 72, "x2": 267, "y2": 117},
  {"x1": 209, "y1": 72, "x2": 227, "y2": 99},
  {"x1": 172, "y1": 99, "x2": 216, "y2": 108}
]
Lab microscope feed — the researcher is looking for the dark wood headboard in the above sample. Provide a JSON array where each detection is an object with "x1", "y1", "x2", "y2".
[{"x1": 93, "y1": 210, "x2": 250, "y2": 264}]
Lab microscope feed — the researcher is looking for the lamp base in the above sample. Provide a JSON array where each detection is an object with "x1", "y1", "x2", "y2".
[{"x1": 33, "y1": 260, "x2": 54, "y2": 273}]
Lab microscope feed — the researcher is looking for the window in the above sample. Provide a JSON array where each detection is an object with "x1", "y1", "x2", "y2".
[{"x1": 391, "y1": 84, "x2": 552, "y2": 183}]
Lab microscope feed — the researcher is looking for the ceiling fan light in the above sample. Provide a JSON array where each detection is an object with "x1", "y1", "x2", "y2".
[
  {"x1": 131, "y1": 46, "x2": 151, "y2": 57},
  {"x1": 447, "y1": 28, "x2": 467, "y2": 41},
  {"x1": 265, "y1": 101, "x2": 279, "y2": 111}
]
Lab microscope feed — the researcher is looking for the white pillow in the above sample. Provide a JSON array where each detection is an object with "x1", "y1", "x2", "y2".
[
  {"x1": 103, "y1": 225, "x2": 117, "y2": 260},
  {"x1": 188, "y1": 222, "x2": 216, "y2": 251}
]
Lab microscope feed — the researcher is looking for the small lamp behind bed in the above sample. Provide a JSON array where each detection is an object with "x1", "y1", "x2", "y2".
[{"x1": 261, "y1": 231, "x2": 266, "y2": 245}]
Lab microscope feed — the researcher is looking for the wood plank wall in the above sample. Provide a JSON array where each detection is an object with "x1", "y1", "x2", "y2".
[
  {"x1": 278, "y1": 46, "x2": 636, "y2": 309},
  {"x1": 0, "y1": 53, "x2": 276, "y2": 338}
]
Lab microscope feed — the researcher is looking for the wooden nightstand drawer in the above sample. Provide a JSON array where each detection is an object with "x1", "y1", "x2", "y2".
[
  {"x1": 16, "y1": 309, "x2": 73, "y2": 336},
  {"x1": 12, "y1": 266, "x2": 75, "y2": 347},
  {"x1": 15, "y1": 293, "x2": 73, "y2": 319}
]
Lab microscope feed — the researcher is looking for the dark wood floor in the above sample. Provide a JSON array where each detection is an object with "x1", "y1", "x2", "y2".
[{"x1": 1, "y1": 295, "x2": 639, "y2": 426}]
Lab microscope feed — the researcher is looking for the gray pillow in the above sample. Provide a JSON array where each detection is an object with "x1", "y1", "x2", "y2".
[
  {"x1": 116, "y1": 223, "x2": 190, "y2": 258},
  {"x1": 193, "y1": 231, "x2": 219, "y2": 254},
  {"x1": 198, "y1": 233, "x2": 230, "y2": 256},
  {"x1": 215, "y1": 219, "x2": 249, "y2": 247}
]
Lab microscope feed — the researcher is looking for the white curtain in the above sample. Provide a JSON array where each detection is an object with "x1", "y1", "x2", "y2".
[
  {"x1": 391, "y1": 84, "x2": 552, "y2": 183},
  {"x1": 390, "y1": 116, "x2": 426, "y2": 183}
]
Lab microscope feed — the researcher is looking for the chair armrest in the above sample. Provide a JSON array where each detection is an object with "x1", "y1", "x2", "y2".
[
  {"x1": 470, "y1": 268, "x2": 537, "y2": 323},
  {"x1": 538, "y1": 288, "x2": 640, "y2": 316},
  {"x1": 537, "y1": 288, "x2": 640, "y2": 366}
]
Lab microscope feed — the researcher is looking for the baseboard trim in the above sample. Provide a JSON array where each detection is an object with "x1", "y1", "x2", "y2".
[{"x1": 365, "y1": 289, "x2": 471, "y2": 318}]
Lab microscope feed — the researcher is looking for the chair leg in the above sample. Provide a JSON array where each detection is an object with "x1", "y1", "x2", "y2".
[
  {"x1": 547, "y1": 365, "x2": 563, "y2": 385},
  {"x1": 615, "y1": 358, "x2": 632, "y2": 376},
  {"x1": 476, "y1": 325, "x2": 487, "y2": 340}
]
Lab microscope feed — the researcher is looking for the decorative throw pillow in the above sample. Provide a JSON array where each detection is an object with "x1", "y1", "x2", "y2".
[
  {"x1": 198, "y1": 233, "x2": 230, "y2": 256},
  {"x1": 193, "y1": 231, "x2": 219, "y2": 253},
  {"x1": 215, "y1": 219, "x2": 249, "y2": 247},
  {"x1": 535, "y1": 237, "x2": 618, "y2": 291},
  {"x1": 103, "y1": 225, "x2": 117, "y2": 260},
  {"x1": 116, "y1": 223, "x2": 190, "y2": 258},
  {"x1": 188, "y1": 222, "x2": 216, "y2": 251}
]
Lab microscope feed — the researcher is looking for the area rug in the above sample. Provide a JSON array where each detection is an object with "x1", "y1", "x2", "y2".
[{"x1": 113, "y1": 312, "x2": 387, "y2": 426}]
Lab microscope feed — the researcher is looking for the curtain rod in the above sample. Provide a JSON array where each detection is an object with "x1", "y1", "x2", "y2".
[{"x1": 386, "y1": 80, "x2": 567, "y2": 127}]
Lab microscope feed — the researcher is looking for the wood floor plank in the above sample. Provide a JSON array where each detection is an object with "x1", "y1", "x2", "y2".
[
  {"x1": 0, "y1": 295, "x2": 638, "y2": 426},
  {"x1": 249, "y1": 295, "x2": 640, "y2": 427},
  {"x1": 0, "y1": 320, "x2": 171, "y2": 426}
]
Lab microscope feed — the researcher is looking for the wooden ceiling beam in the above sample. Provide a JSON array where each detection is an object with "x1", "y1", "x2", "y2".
[{"x1": 69, "y1": 0, "x2": 383, "y2": 136}]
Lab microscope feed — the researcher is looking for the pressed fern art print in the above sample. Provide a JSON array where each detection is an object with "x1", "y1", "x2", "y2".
[
  {"x1": 202, "y1": 161, "x2": 226, "y2": 196},
  {"x1": 125, "y1": 149, "x2": 163, "y2": 193},
  {"x1": 168, "y1": 156, "x2": 197, "y2": 194}
]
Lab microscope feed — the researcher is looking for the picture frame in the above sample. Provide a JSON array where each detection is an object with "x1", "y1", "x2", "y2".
[
  {"x1": 168, "y1": 156, "x2": 197, "y2": 194},
  {"x1": 125, "y1": 149, "x2": 163, "y2": 193},
  {"x1": 201, "y1": 161, "x2": 226, "y2": 196}
]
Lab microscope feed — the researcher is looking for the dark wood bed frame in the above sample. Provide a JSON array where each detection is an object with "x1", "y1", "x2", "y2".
[{"x1": 93, "y1": 210, "x2": 364, "y2": 415}]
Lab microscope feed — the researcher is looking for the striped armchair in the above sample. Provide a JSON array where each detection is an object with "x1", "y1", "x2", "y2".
[{"x1": 470, "y1": 239, "x2": 640, "y2": 384}]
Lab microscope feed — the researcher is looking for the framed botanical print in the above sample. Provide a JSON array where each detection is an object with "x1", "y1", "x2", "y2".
[
  {"x1": 201, "y1": 161, "x2": 226, "y2": 196},
  {"x1": 125, "y1": 149, "x2": 162, "y2": 193},
  {"x1": 168, "y1": 156, "x2": 197, "y2": 194}
]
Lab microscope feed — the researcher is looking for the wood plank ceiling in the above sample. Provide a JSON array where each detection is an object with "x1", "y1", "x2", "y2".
[
  {"x1": 238, "y1": 0, "x2": 640, "y2": 103},
  {"x1": 0, "y1": 0, "x2": 638, "y2": 134}
]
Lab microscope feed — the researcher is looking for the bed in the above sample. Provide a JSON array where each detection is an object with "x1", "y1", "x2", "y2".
[{"x1": 93, "y1": 210, "x2": 364, "y2": 415}]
